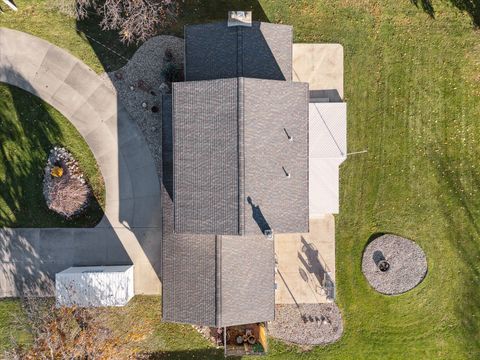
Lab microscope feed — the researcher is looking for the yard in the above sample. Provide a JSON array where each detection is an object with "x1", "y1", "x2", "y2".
[
  {"x1": 0, "y1": 0, "x2": 480, "y2": 358},
  {"x1": 0, "y1": 83, "x2": 105, "y2": 227}
]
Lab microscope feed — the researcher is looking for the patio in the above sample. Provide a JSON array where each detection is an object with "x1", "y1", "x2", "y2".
[{"x1": 274, "y1": 215, "x2": 336, "y2": 305}]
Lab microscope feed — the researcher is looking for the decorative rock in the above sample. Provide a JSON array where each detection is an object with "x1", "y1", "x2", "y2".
[
  {"x1": 114, "y1": 71, "x2": 124, "y2": 80},
  {"x1": 159, "y1": 82, "x2": 170, "y2": 93},
  {"x1": 269, "y1": 303, "x2": 343, "y2": 346},
  {"x1": 100, "y1": 35, "x2": 184, "y2": 182},
  {"x1": 362, "y1": 234, "x2": 427, "y2": 295},
  {"x1": 43, "y1": 148, "x2": 91, "y2": 218}
]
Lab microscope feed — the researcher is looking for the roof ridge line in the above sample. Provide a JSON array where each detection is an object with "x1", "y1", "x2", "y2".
[{"x1": 238, "y1": 77, "x2": 246, "y2": 235}]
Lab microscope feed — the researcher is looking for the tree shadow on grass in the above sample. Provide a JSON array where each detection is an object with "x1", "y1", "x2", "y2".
[
  {"x1": 450, "y1": 0, "x2": 480, "y2": 27},
  {"x1": 410, "y1": 0, "x2": 435, "y2": 18},
  {"x1": 430, "y1": 151, "x2": 480, "y2": 352},
  {"x1": 411, "y1": 0, "x2": 480, "y2": 27},
  {"x1": 0, "y1": 81, "x2": 103, "y2": 228}
]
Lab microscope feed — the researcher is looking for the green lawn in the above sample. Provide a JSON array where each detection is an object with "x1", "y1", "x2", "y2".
[
  {"x1": 1, "y1": 0, "x2": 480, "y2": 358},
  {"x1": 0, "y1": 299, "x2": 30, "y2": 352},
  {"x1": 0, "y1": 83, "x2": 105, "y2": 227}
]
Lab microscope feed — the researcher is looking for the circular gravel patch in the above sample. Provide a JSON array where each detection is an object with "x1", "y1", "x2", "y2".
[
  {"x1": 269, "y1": 303, "x2": 343, "y2": 346},
  {"x1": 362, "y1": 234, "x2": 427, "y2": 295}
]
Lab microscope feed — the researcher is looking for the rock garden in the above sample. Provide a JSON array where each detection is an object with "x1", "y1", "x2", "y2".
[
  {"x1": 269, "y1": 303, "x2": 343, "y2": 346},
  {"x1": 43, "y1": 147, "x2": 91, "y2": 218},
  {"x1": 101, "y1": 35, "x2": 184, "y2": 178},
  {"x1": 362, "y1": 234, "x2": 428, "y2": 295}
]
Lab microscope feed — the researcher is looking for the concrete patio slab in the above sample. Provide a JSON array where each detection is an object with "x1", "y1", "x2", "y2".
[
  {"x1": 0, "y1": 28, "x2": 162, "y2": 297},
  {"x1": 274, "y1": 215, "x2": 336, "y2": 304},
  {"x1": 292, "y1": 43, "x2": 344, "y2": 100}
]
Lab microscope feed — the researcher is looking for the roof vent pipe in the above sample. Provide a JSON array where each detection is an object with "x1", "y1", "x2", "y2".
[
  {"x1": 282, "y1": 166, "x2": 290, "y2": 178},
  {"x1": 283, "y1": 128, "x2": 293, "y2": 142}
]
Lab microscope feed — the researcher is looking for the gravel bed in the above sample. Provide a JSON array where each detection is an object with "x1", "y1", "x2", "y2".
[
  {"x1": 269, "y1": 303, "x2": 343, "y2": 346},
  {"x1": 362, "y1": 234, "x2": 427, "y2": 295},
  {"x1": 100, "y1": 35, "x2": 183, "y2": 176}
]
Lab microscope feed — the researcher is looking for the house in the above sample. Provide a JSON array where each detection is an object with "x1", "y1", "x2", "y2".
[{"x1": 161, "y1": 16, "x2": 346, "y2": 328}]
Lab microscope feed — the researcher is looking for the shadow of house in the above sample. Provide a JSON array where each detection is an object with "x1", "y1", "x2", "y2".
[
  {"x1": 171, "y1": 0, "x2": 269, "y2": 33},
  {"x1": 145, "y1": 348, "x2": 239, "y2": 360}
]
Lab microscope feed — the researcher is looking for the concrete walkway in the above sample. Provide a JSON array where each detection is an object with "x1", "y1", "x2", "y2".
[{"x1": 0, "y1": 28, "x2": 162, "y2": 296}]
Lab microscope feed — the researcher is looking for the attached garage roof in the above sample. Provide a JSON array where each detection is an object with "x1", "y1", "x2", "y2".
[{"x1": 309, "y1": 102, "x2": 347, "y2": 216}]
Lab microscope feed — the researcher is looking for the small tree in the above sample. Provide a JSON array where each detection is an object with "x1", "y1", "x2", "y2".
[
  {"x1": 5, "y1": 298, "x2": 143, "y2": 359},
  {"x1": 52, "y1": 0, "x2": 180, "y2": 44}
]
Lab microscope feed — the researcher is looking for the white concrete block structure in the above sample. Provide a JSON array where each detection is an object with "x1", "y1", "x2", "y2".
[{"x1": 55, "y1": 266, "x2": 134, "y2": 307}]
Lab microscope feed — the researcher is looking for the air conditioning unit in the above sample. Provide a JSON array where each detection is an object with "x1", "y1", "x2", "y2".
[{"x1": 228, "y1": 11, "x2": 252, "y2": 27}]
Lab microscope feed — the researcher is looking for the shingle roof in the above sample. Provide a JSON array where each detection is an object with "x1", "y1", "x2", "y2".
[
  {"x1": 161, "y1": 104, "x2": 218, "y2": 324},
  {"x1": 218, "y1": 235, "x2": 275, "y2": 326},
  {"x1": 162, "y1": 101, "x2": 275, "y2": 325},
  {"x1": 173, "y1": 78, "x2": 309, "y2": 235},
  {"x1": 185, "y1": 21, "x2": 292, "y2": 82},
  {"x1": 173, "y1": 78, "x2": 240, "y2": 234}
]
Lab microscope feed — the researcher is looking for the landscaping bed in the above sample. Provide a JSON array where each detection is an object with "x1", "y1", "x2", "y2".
[
  {"x1": 269, "y1": 303, "x2": 343, "y2": 346},
  {"x1": 362, "y1": 234, "x2": 428, "y2": 295},
  {"x1": 0, "y1": 83, "x2": 105, "y2": 227}
]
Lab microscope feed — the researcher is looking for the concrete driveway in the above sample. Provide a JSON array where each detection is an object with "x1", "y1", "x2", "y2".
[
  {"x1": 274, "y1": 215, "x2": 335, "y2": 304},
  {"x1": 0, "y1": 28, "x2": 162, "y2": 297}
]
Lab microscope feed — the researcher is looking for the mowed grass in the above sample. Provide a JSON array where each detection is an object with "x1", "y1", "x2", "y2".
[
  {"x1": 255, "y1": 1, "x2": 480, "y2": 359},
  {"x1": 0, "y1": 83, "x2": 105, "y2": 227},
  {"x1": 0, "y1": 299, "x2": 30, "y2": 352},
  {"x1": 1, "y1": 0, "x2": 480, "y2": 358}
]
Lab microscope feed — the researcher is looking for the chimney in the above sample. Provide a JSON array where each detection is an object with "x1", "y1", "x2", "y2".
[{"x1": 228, "y1": 11, "x2": 252, "y2": 27}]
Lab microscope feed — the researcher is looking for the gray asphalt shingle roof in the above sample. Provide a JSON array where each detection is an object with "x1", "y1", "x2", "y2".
[
  {"x1": 162, "y1": 94, "x2": 276, "y2": 327},
  {"x1": 218, "y1": 234, "x2": 275, "y2": 326},
  {"x1": 185, "y1": 21, "x2": 292, "y2": 81},
  {"x1": 173, "y1": 78, "x2": 309, "y2": 235},
  {"x1": 163, "y1": 20, "x2": 309, "y2": 327}
]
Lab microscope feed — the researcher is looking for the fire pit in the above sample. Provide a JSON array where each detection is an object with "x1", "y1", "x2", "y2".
[
  {"x1": 362, "y1": 234, "x2": 427, "y2": 295},
  {"x1": 378, "y1": 260, "x2": 390, "y2": 272}
]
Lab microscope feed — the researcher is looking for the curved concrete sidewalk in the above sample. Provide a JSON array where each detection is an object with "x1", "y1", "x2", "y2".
[{"x1": 0, "y1": 28, "x2": 162, "y2": 296}]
